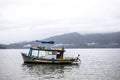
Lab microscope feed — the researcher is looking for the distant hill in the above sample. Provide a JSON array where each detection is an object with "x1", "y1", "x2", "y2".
[
  {"x1": 0, "y1": 44, "x2": 7, "y2": 49},
  {"x1": 6, "y1": 32, "x2": 120, "y2": 48},
  {"x1": 45, "y1": 32, "x2": 120, "y2": 48}
]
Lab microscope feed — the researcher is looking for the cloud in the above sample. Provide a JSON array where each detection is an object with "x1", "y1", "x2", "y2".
[{"x1": 0, "y1": 0, "x2": 120, "y2": 44}]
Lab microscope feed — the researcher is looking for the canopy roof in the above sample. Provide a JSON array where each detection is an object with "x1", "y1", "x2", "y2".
[{"x1": 30, "y1": 46, "x2": 65, "y2": 52}]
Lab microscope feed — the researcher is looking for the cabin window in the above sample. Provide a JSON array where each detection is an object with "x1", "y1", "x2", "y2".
[
  {"x1": 52, "y1": 51, "x2": 57, "y2": 55},
  {"x1": 31, "y1": 50, "x2": 46, "y2": 58},
  {"x1": 39, "y1": 51, "x2": 46, "y2": 57},
  {"x1": 48, "y1": 51, "x2": 57, "y2": 55},
  {"x1": 48, "y1": 51, "x2": 52, "y2": 55},
  {"x1": 32, "y1": 50, "x2": 39, "y2": 57},
  {"x1": 57, "y1": 52, "x2": 60, "y2": 54}
]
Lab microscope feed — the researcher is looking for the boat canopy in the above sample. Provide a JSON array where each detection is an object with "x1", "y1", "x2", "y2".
[{"x1": 30, "y1": 46, "x2": 65, "y2": 52}]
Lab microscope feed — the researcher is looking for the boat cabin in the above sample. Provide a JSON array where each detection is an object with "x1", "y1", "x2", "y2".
[{"x1": 28, "y1": 46, "x2": 65, "y2": 60}]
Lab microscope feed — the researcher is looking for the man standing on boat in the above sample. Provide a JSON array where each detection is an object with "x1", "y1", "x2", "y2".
[{"x1": 75, "y1": 54, "x2": 80, "y2": 62}]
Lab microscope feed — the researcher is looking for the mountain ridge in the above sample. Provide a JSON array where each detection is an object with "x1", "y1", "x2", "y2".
[{"x1": 2, "y1": 32, "x2": 120, "y2": 49}]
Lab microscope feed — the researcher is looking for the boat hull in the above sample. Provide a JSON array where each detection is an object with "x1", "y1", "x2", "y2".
[{"x1": 21, "y1": 53, "x2": 76, "y2": 64}]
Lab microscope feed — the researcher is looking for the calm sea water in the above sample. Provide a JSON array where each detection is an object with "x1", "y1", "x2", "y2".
[{"x1": 0, "y1": 49, "x2": 120, "y2": 80}]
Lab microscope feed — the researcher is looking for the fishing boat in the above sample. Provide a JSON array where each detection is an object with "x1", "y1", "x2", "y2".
[{"x1": 21, "y1": 40, "x2": 80, "y2": 64}]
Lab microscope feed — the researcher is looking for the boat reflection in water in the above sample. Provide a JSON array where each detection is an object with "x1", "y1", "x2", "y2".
[{"x1": 22, "y1": 63, "x2": 80, "y2": 80}]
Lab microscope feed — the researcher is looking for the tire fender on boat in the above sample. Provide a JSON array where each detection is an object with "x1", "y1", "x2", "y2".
[{"x1": 51, "y1": 58, "x2": 55, "y2": 62}]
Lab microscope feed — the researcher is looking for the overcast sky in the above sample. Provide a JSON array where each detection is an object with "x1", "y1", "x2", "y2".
[{"x1": 0, "y1": 0, "x2": 120, "y2": 44}]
